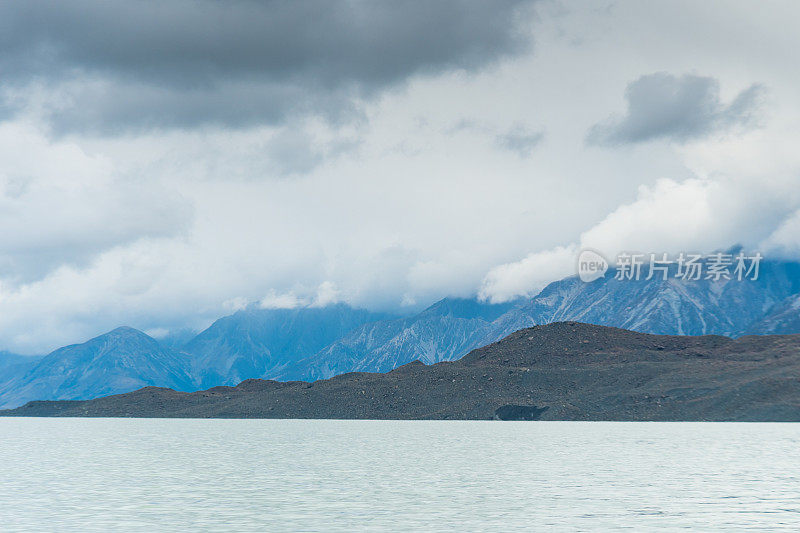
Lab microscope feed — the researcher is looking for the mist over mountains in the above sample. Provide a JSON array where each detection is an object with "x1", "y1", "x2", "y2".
[{"x1": 3, "y1": 258, "x2": 800, "y2": 408}]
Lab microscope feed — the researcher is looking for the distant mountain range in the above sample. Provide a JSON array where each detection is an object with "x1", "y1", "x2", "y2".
[
  {"x1": 6, "y1": 322, "x2": 799, "y2": 421},
  {"x1": 277, "y1": 297, "x2": 515, "y2": 380},
  {"x1": 184, "y1": 304, "x2": 393, "y2": 388},
  {"x1": 3, "y1": 257, "x2": 800, "y2": 408},
  {"x1": 491, "y1": 258, "x2": 800, "y2": 338}
]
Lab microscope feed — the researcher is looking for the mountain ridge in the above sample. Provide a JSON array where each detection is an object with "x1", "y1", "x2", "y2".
[
  {"x1": 4, "y1": 257, "x2": 800, "y2": 407},
  {"x1": 277, "y1": 297, "x2": 516, "y2": 381},
  {"x1": 5, "y1": 322, "x2": 798, "y2": 421},
  {"x1": 183, "y1": 303, "x2": 395, "y2": 388}
]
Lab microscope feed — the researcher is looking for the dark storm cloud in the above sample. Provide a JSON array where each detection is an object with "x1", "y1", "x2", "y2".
[
  {"x1": 0, "y1": 0, "x2": 535, "y2": 132},
  {"x1": 586, "y1": 72, "x2": 765, "y2": 146}
]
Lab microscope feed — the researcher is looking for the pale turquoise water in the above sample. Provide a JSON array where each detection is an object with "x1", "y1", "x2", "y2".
[{"x1": 1, "y1": 419, "x2": 798, "y2": 531}]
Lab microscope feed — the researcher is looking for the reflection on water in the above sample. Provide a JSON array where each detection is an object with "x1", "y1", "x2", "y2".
[{"x1": 1, "y1": 419, "x2": 799, "y2": 531}]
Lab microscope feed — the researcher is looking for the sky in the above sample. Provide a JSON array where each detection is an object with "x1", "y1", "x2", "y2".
[{"x1": 2, "y1": 0, "x2": 800, "y2": 353}]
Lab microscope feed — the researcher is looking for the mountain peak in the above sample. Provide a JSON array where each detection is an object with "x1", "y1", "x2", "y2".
[
  {"x1": 106, "y1": 326, "x2": 149, "y2": 337},
  {"x1": 0, "y1": 325, "x2": 192, "y2": 409},
  {"x1": 81, "y1": 326, "x2": 162, "y2": 352}
]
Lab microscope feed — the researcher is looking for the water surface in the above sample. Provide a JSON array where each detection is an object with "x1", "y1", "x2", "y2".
[{"x1": 1, "y1": 419, "x2": 798, "y2": 531}]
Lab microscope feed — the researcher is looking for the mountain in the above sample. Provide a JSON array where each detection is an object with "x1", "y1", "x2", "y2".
[
  {"x1": 153, "y1": 327, "x2": 199, "y2": 351},
  {"x1": 6, "y1": 322, "x2": 799, "y2": 421},
  {"x1": 279, "y1": 297, "x2": 516, "y2": 381},
  {"x1": 183, "y1": 304, "x2": 394, "y2": 388},
  {"x1": 487, "y1": 259, "x2": 800, "y2": 339},
  {"x1": 0, "y1": 327, "x2": 193, "y2": 409},
  {"x1": 746, "y1": 293, "x2": 800, "y2": 334},
  {"x1": 0, "y1": 351, "x2": 42, "y2": 371},
  {"x1": 0, "y1": 351, "x2": 43, "y2": 392},
  {"x1": 5, "y1": 255, "x2": 800, "y2": 407}
]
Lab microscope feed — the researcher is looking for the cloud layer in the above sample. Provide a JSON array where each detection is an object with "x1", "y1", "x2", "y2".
[
  {"x1": 0, "y1": 0, "x2": 533, "y2": 132},
  {"x1": 586, "y1": 73, "x2": 765, "y2": 145},
  {"x1": 2, "y1": 1, "x2": 800, "y2": 354},
  {"x1": 0, "y1": 123, "x2": 191, "y2": 283}
]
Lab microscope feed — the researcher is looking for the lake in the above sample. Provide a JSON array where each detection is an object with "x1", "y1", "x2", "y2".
[{"x1": 1, "y1": 419, "x2": 798, "y2": 531}]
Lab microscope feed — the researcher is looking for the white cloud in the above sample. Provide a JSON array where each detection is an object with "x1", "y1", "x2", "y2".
[
  {"x1": 259, "y1": 290, "x2": 305, "y2": 310},
  {"x1": 579, "y1": 178, "x2": 717, "y2": 256},
  {"x1": 145, "y1": 327, "x2": 170, "y2": 339},
  {"x1": 480, "y1": 165, "x2": 800, "y2": 302},
  {"x1": 0, "y1": 122, "x2": 191, "y2": 283},
  {"x1": 311, "y1": 281, "x2": 341, "y2": 308},
  {"x1": 762, "y1": 209, "x2": 800, "y2": 256},
  {"x1": 480, "y1": 245, "x2": 577, "y2": 303},
  {"x1": 222, "y1": 297, "x2": 250, "y2": 313}
]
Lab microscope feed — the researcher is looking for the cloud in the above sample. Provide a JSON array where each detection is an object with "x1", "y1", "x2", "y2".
[
  {"x1": 261, "y1": 126, "x2": 362, "y2": 176},
  {"x1": 3, "y1": 1, "x2": 800, "y2": 355},
  {"x1": 495, "y1": 124, "x2": 545, "y2": 156},
  {"x1": 311, "y1": 281, "x2": 341, "y2": 308},
  {"x1": 586, "y1": 73, "x2": 765, "y2": 145},
  {"x1": 255, "y1": 282, "x2": 341, "y2": 309},
  {"x1": 446, "y1": 119, "x2": 544, "y2": 156},
  {"x1": 0, "y1": 122, "x2": 191, "y2": 283},
  {"x1": 264, "y1": 128, "x2": 326, "y2": 177},
  {"x1": 0, "y1": 0, "x2": 535, "y2": 133},
  {"x1": 480, "y1": 179, "x2": 728, "y2": 303},
  {"x1": 480, "y1": 166, "x2": 800, "y2": 303},
  {"x1": 222, "y1": 297, "x2": 250, "y2": 313},
  {"x1": 762, "y1": 209, "x2": 800, "y2": 256},
  {"x1": 479, "y1": 246, "x2": 577, "y2": 303},
  {"x1": 477, "y1": 178, "x2": 721, "y2": 303},
  {"x1": 579, "y1": 178, "x2": 717, "y2": 254},
  {"x1": 259, "y1": 290, "x2": 305, "y2": 310}
]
